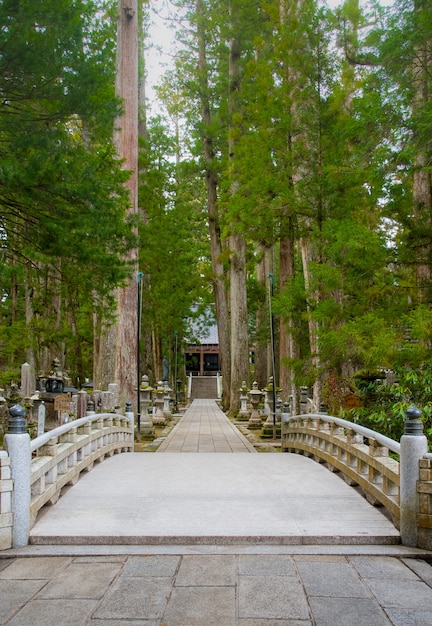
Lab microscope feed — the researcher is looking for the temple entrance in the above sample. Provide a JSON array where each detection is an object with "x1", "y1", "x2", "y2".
[{"x1": 185, "y1": 346, "x2": 219, "y2": 376}]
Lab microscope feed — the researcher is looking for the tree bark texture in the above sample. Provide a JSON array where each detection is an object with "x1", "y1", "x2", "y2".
[
  {"x1": 94, "y1": 1, "x2": 139, "y2": 407},
  {"x1": 254, "y1": 245, "x2": 273, "y2": 389},
  {"x1": 197, "y1": 0, "x2": 231, "y2": 407}
]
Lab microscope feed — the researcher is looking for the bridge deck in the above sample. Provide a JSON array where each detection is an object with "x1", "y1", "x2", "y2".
[{"x1": 29, "y1": 400, "x2": 400, "y2": 546}]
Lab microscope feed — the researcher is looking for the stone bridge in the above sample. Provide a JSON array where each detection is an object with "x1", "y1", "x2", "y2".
[{"x1": 1, "y1": 400, "x2": 431, "y2": 551}]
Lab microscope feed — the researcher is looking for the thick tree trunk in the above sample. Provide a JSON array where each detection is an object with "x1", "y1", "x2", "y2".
[
  {"x1": 137, "y1": 12, "x2": 154, "y2": 383},
  {"x1": 197, "y1": 0, "x2": 231, "y2": 407},
  {"x1": 229, "y1": 232, "x2": 250, "y2": 412},
  {"x1": 299, "y1": 235, "x2": 321, "y2": 411},
  {"x1": 412, "y1": 1, "x2": 432, "y2": 297},
  {"x1": 279, "y1": 218, "x2": 299, "y2": 409},
  {"x1": 227, "y1": 0, "x2": 250, "y2": 413},
  {"x1": 93, "y1": 1, "x2": 138, "y2": 408},
  {"x1": 254, "y1": 246, "x2": 273, "y2": 389}
]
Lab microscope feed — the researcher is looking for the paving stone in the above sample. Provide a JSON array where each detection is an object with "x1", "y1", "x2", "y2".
[
  {"x1": 93, "y1": 576, "x2": 172, "y2": 620},
  {"x1": 6, "y1": 598, "x2": 97, "y2": 626},
  {"x1": 401, "y1": 558, "x2": 432, "y2": 586},
  {"x1": 238, "y1": 575, "x2": 310, "y2": 620},
  {"x1": 296, "y1": 560, "x2": 371, "y2": 598},
  {"x1": 0, "y1": 558, "x2": 13, "y2": 572},
  {"x1": 385, "y1": 608, "x2": 432, "y2": 626},
  {"x1": 37, "y1": 562, "x2": 122, "y2": 599},
  {"x1": 239, "y1": 621, "x2": 313, "y2": 626},
  {"x1": 308, "y1": 596, "x2": 392, "y2": 626},
  {"x1": 162, "y1": 586, "x2": 236, "y2": 626},
  {"x1": 175, "y1": 555, "x2": 236, "y2": 586},
  {"x1": 364, "y1": 578, "x2": 432, "y2": 609},
  {"x1": 0, "y1": 580, "x2": 47, "y2": 624},
  {"x1": 238, "y1": 554, "x2": 296, "y2": 576},
  {"x1": 73, "y1": 555, "x2": 127, "y2": 564},
  {"x1": 90, "y1": 621, "x2": 158, "y2": 625},
  {"x1": 122, "y1": 555, "x2": 180, "y2": 577},
  {"x1": 350, "y1": 556, "x2": 420, "y2": 580},
  {"x1": 0, "y1": 556, "x2": 71, "y2": 579}
]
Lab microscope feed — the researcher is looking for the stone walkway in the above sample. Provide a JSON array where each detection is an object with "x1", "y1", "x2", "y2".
[
  {"x1": 1, "y1": 548, "x2": 432, "y2": 625},
  {"x1": 157, "y1": 399, "x2": 256, "y2": 453}
]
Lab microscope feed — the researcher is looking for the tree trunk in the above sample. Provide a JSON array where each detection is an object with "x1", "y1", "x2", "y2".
[
  {"x1": 93, "y1": 0, "x2": 139, "y2": 408},
  {"x1": 197, "y1": 0, "x2": 231, "y2": 408},
  {"x1": 412, "y1": 0, "x2": 432, "y2": 297},
  {"x1": 279, "y1": 218, "x2": 299, "y2": 410},
  {"x1": 254, "y1": 245, "x2": 273, "y2": 389},
  {"x1": 229, "y1": 232, "x2": 249, "y2": 412},
  {"x1": 299, "y1": 235, "x2": 321, "y2": 411},
  {"x1": 228, "y1": 0, "x2": 250, "y2": 413},
  {"x1": 137, "y1": 9, "x2": 154, "y2": 383}
]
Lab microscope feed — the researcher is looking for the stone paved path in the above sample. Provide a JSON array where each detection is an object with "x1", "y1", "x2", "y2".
[
  {"x1": 157, "y1": 399, "x2": 256, "y2": 452},
  {"x1": 1, "y1": 549, "x2": 432, "y2": 625}
]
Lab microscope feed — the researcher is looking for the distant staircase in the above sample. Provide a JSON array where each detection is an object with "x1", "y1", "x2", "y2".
[{"x1": 190, "y1": 376, "x2": 219, "y2": 399}]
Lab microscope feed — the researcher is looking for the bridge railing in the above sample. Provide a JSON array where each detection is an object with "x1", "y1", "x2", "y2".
[
  {"x1": 281, "y1": 413, "x2": 400, "y2": 520},
  {"x1": 281, "y1": 408, "x2": 432, "y2": 550},
  {"x1": 1, "y1": 403, "x2": 134, "y2": 549}
]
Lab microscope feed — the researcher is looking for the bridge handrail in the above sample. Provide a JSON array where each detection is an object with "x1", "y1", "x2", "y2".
[
  {"x1": 29, "y1": 412, "x2": 131, "y2": 453},
  {"x1": 284, "y1": 413, "x2": 401, "y2": 455},
  {"x1": 281, "y1": 411, "x2": 401, "y2": 526},
  {"x1": 3, "y1": 408, "x2": 134, "y2": 549}
]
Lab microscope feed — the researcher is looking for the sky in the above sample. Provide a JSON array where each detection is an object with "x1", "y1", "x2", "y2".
[
  {"x1": 144, "y1": 0, "x2": 394, "y2": 116},
  {"x1": 145, "y1": 0, "x2": 178, "y2": 115}
]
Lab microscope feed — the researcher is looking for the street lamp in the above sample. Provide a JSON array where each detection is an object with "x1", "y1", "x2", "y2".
[
  {"x1": 137, "y1": 271, "x2": 144, "y2": 434},
  {"x1": 268, "y1": 273, "x2": 277, "y2": 439}
]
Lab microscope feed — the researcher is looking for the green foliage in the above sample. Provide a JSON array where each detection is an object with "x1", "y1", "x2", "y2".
[
  {"x1": 0, "y1": 0, "x2": 134, "y2": 382},
  {"x1": 138, "y1": 116, "x2": 211, "y2": 357},
  {"x1": 346, "y1": 365, "x2": 432, "y2": 446}
]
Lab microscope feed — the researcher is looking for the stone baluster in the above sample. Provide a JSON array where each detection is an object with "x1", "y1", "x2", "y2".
[
  {"x1": 4, "y1": 403, "x2": 31, "y2": 548},
  {"x1": 400, "y1": 406, "x2": 428, "y2": 547}
]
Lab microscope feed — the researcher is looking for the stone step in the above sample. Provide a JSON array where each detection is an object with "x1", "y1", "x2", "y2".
[{"x1": 190, "y1": 376, "x2": 218, "y2": 399}]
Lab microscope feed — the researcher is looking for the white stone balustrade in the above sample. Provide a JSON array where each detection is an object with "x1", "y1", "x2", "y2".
[
  {"x1": 417, "y1": 454, "x2": 432, "y2": 550},
  {"x1": 282, "y1": 414, "x2": 401, "y2": 524},
  {"x1": 2, "y1": 411, "x2": 132, "y2": 548},
  {"x1": 0, "y1": 451, "x2": 13, "y2": 550},
  {"x1": 29, "y1": 413, "x2": 132, "y2": 525}
]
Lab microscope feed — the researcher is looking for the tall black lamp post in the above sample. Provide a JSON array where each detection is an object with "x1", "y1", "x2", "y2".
[
  {"x1": 268, "y1": 273, "x2": 277, "y2": 439},
  {"x1": 137, "y1": 271, "x2": 144, "y2": 433},
  {"x1": 174, "y1": 330, "x2": 178, "y2": 413}
]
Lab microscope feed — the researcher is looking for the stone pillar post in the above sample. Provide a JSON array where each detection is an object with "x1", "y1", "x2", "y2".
[
  {"x1": 400, "y1": 406, "x2": 428, "y2": 547},
  {"x1": 4, "y1": 403, "x2": 31, "y2": 548},
  {"x1": 125, "y1": 401, "x2": 134, "y2": 450}
]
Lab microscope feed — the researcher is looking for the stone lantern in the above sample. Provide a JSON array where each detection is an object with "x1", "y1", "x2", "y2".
[
  {"x1": 139, "y1": 375, "x2": 155, "y2": 440},
  {"x1": 248, "y1": 382, "x2": 263, "y2": 429},
  {"x1": 152, "y1": 381, "x2": 166, "y2": 426},
  {"x1": 44, "y1": 358, "x2": 65, "y2": 394},
  {"x1": 237, "y1": 381, "x2": 250, "y2": 421},
  {"x1": 162, "y1": 381, "x2": 173, "y2": 421}
]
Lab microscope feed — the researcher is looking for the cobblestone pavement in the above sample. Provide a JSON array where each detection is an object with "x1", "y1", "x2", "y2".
[{"x1": 1, "y1": 549, "x2": 432, "y2": 625}]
